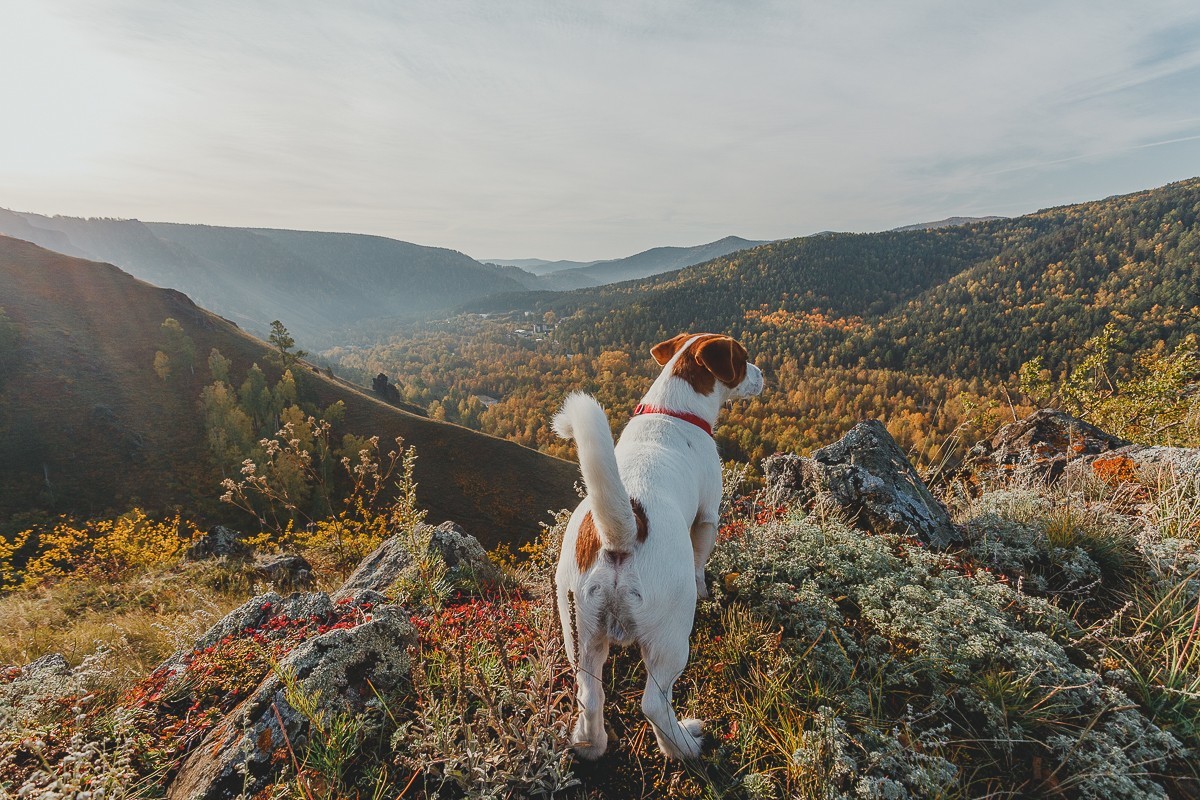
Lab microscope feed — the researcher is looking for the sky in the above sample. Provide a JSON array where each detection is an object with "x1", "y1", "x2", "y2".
[{"x1": 2, "y1": 1, "x2": 1200, "y2": 261}]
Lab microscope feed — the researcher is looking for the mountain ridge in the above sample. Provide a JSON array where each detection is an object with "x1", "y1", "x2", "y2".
[
  {"x1": 535, "y1": 235, "x2": 771, "y2": 290},
  {"x1": 0, "y1": 211, "x2": 527, "y2": 345}
]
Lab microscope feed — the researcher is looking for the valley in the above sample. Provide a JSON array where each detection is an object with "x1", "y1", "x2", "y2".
[
  {"x1": 327, "y1": 178, "x2": 1200, "y2": 468},
  {"x1": 1, "y1": 177, "x2": 1198, "y2": 799},
  {"x1": 5, "y1": 4, "x2": 1200, "y2": 795}
]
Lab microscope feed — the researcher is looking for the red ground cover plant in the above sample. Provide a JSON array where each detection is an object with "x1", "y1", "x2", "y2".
[
  {"x1": 718, "y1": 492, "x2": 788, "y2": 541},
  {"x1": 121, "y1": 596, "x2": 377, "y2": 780}
]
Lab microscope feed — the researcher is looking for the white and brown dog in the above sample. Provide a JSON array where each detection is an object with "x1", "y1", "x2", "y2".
[{"x1": 552, "y1": 333, "x2": 764, "y2": 761}]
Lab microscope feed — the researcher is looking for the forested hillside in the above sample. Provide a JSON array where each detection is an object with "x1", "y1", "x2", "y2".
[
  {"x1": 847, "y1": 183, "x2": 1200, "y2": 379},
  {"x1": 540, "y1": 179, "x2": 1200, "y2": 375},
  {"x1": 342, "y1": 179, "x2": 1200, "y2": 464}
]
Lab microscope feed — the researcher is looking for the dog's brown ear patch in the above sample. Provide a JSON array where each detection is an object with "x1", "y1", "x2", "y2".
[
  {"x1": 651, "y1": 333, "x2": 693, "y2": 366},
  {"x1": 668, "y1": 333, "x2": 718, "y2": 394},
  {"x1": 695, "y1": 336, "x2": 748, "y2": 388}
]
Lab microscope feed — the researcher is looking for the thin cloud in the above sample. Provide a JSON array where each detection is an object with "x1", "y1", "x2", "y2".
[{"x1": 1, "y1": 1, "x2": 1198, "y2": 259}]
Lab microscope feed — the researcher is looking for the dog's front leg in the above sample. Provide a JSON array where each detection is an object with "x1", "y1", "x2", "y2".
[{"x1": 689, "y1": 516, "x2": 718, "y2": 599}]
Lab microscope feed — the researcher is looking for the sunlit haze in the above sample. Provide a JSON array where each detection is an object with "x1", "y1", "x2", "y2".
[{"x1": 3, "y1": 1, "x2": 1200, "y2": 260}]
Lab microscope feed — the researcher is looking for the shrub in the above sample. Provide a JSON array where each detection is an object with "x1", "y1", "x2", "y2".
[
  {"x1": 221, "y1": 421, "x2": 425, "y2": 575},
  {"x1": 1, "y1": 509, "x2": 200, "y2": 591},
  {"x1": 963, "y1": 489, "x2": 1141, "y2": 608}
]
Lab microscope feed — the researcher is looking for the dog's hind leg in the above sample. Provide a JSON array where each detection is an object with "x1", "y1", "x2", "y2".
[
  {"x1": 639, "y1": 631, "x2": 703, "y2": 760},
  {"x1": 689, "y1": 517, "x2": 718, "y2": 599},
  {"x1": 571, "y1": 633, "x2": 611, "y2": 759}
]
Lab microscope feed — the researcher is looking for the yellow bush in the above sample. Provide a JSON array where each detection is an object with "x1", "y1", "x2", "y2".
[
  {"x1": 292, "y1": 503, "x2": 393, "y2": 569},
  {"x1": 2, "y1": 510, "x2": 200, "y2": 590}
]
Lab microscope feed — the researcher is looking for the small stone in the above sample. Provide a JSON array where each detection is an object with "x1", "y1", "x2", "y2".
[
  {"x1": 252, "y1": 553, "x2": 313, "y2": 590},
  {"x1": 186, "y1": 525, "x2": 251, "y2": 561}
]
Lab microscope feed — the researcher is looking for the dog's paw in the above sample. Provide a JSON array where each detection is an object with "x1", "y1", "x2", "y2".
[
  {"x1": 660, "y1": 719, "x2": 703, "y2": 760},
  {"x1": 695, "y1": 572, "x2": 709, "y2": 599},
  {"x1": 571, "y1": 721, "x2": 609, "y2": 760}
]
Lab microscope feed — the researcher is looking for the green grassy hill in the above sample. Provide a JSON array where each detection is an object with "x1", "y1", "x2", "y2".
[{"x1": 0, "y1": 235, "x2": 577, "y2": 546}]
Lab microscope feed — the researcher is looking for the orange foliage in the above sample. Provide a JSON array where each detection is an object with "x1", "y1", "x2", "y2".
[{"x1": 744, "y1": 306, "x2": 863, "y2": 333}]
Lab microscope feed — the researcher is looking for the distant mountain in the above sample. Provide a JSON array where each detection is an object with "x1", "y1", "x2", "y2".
[
  {"x1": 891, "y1": 215, "x2": 1005, "y2": 232},
  {"x1": 0, "y1": 211, "x2": 526, "y2": 344},
  {"x1": 0, "y1": 236, "x2": 577, "y2": 546},
  {"x1": 530, "y1": 235, "x2": 770, "y2": 290},
  {"x1": 483, "y1": 257, "x2": 596, "y2": 275}
]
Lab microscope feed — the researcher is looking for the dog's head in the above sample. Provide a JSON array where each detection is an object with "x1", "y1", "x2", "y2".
[{"x1": 650, "y1": 333, "x2": 764, "y2": 399}]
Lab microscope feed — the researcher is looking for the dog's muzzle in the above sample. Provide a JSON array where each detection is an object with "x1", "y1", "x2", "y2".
[{"x1": 734, "y1": 363, "x2": 765, "y2": 398}]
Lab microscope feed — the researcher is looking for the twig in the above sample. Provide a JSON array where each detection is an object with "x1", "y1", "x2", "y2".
[
  {"x1": 272, "y1": 701, "x2": 315, "y2": 800},
  {"x1": 397, "y1": 767, "x2": 422, "y2": 798}
]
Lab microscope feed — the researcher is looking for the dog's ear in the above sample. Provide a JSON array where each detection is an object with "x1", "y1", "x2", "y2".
[
  {"x1": 651, "y1": 334, "x2": 692, "y2": 366},
  {"x1": 695, "y1": 336, "x2": 748, "y2": 387}
]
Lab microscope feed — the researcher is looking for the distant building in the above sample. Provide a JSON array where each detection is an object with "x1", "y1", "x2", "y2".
[{"x1": 473, "y1": 394, "x2": 500, "y2": 408}]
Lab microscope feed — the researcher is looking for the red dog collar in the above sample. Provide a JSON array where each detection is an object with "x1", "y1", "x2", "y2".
[{"x1": 632, "y1": 404, "x2": 713, "y2": 436}]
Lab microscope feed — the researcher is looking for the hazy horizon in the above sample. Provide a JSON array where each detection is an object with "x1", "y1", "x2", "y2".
[{"x1": 3, "y1": 2, "x2": 1200, "y2": 261}]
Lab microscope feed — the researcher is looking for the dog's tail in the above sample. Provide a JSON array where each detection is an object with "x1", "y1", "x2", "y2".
[{"x1": 553, "y1": 392, "x2": 638, "y2": 553}]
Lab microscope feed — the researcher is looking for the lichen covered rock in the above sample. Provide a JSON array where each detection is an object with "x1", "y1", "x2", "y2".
[
  {"x1": 332, "y1": 531, "x2": 413, "y2": 601},
  {"x1": 0, "y1": 653, "x2": 78, "y2": 728},
  {"x1": 332, "y1": 520, "x2": 501, "y2": 601},
  {"x1": 1067, "y1": 443, "x2": 1200, "y2": 487},
  {"x1": 428, "y1": 520, "x2": 504, "y2": 589},
  {"x1": 764, "y1": 419, "x2": 961, "y2": 547},
  {"x1": 166, "y1": 604, "x2": 414, "y2": 800},
  {"x1": 963, "y1": 409, "x2": 1130, "y2": 485}
]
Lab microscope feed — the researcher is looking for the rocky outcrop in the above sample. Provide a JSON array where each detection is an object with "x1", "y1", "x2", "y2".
[
  {"x1": 192, "y1": 592, "x2": 333, "y2": 658},
  {"x1": 159, "y1": 521, "x2": 496, "y2": 798},
  {"x1": 961, "y1": 409, "x2": 1199, "y2": 489},
  {"x1": 151, "y1": 591, "x2": 342, "y2": 694},
  {"x1": 332, "y1": 520, "x2": 502, "y2": 602},
  {"x1": 331, "y1": 531, "x2": 414, "y2": 601},
  {"x1": 166, "y1": 605, "x2": 414, "y2": 800},
  {"x1": 186, "y1": 525, "x2": 251, "y2": 561},
  {"x1": 428, "y1": 520, "x2": 504, "y2": 589},
  {"x1": 963, "y1": 409, "x2": 1131, "y2": 485},
  {"x1": 253, "y1": 553, "x2": 314, "y2": 590},
  {"x1": 764, "y1": 419, "x2": 961, "y2": 548}
]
